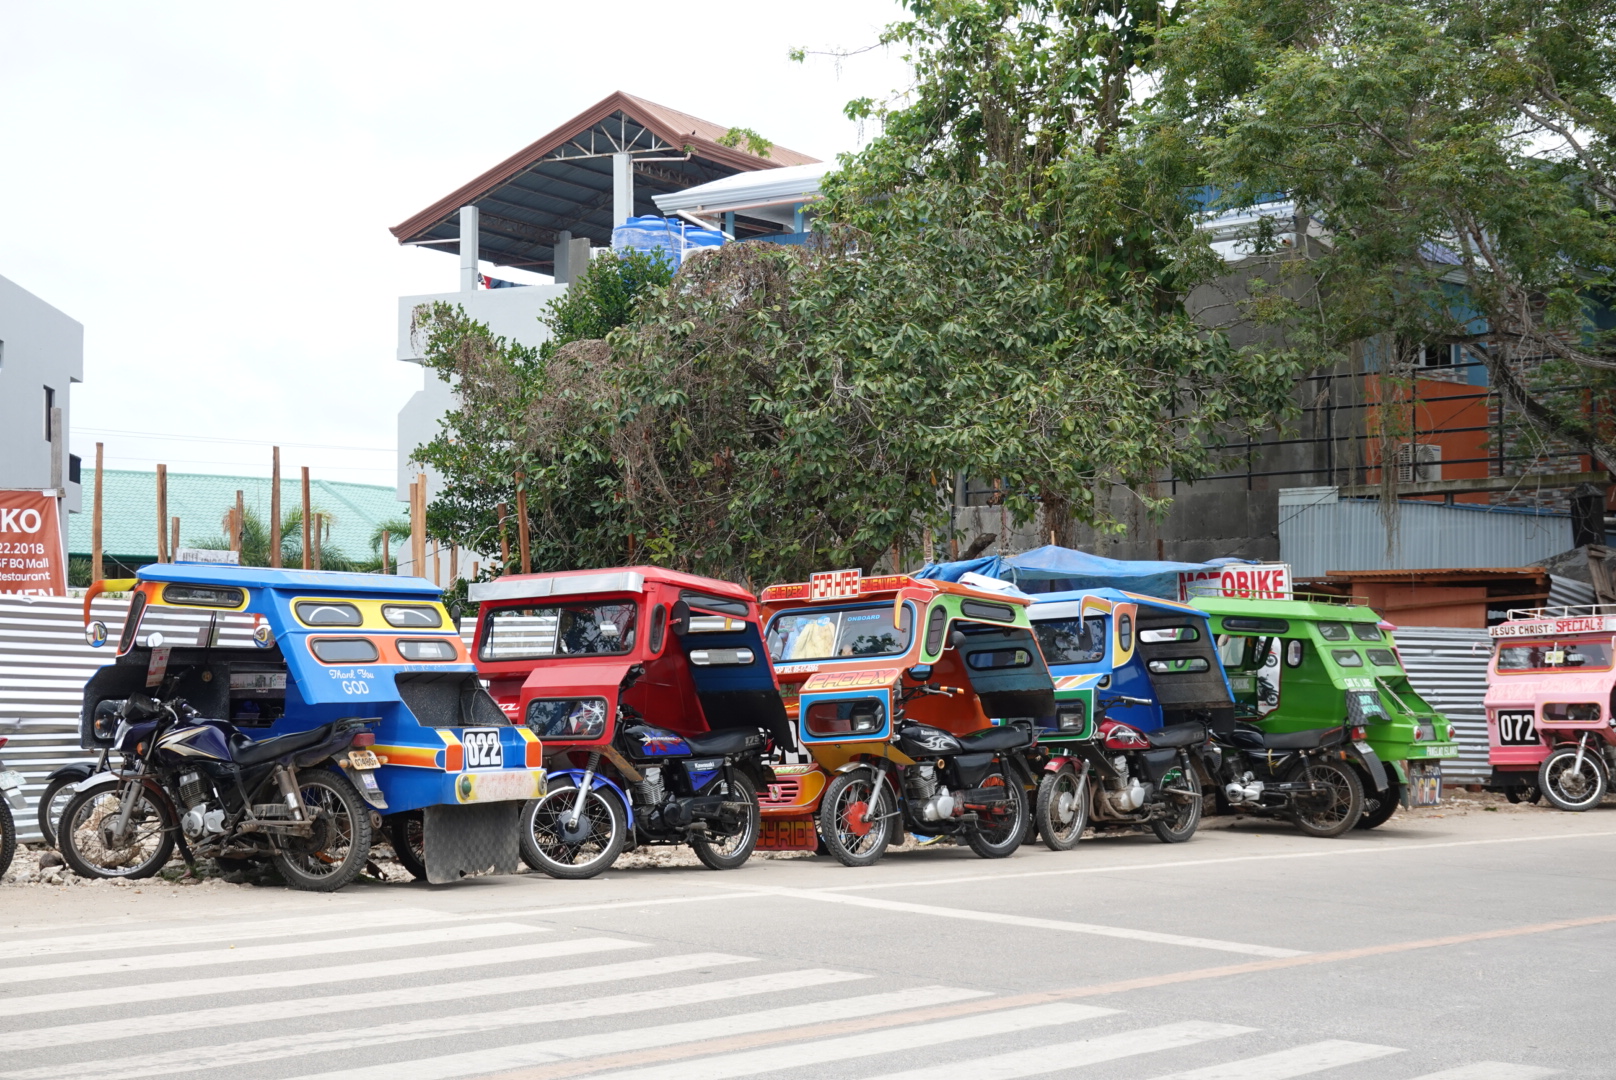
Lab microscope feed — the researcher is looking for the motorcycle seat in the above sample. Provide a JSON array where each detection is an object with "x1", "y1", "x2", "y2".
[
  {"x1": 229, "y1": 723, "x2": 336, "y2": 767},
  {"x1": 682, "y1": 728, "x2": 763, "y2": 757},
  {"x1": 1146, "y1": 723, "x2": 1206, "y2": 749},
  {"x1": 958, "y1": 726, "x2": 1033, "y2": 752},
  {"x1": 1234, "y1": 725, "x2": 1342, "y2": 751}
]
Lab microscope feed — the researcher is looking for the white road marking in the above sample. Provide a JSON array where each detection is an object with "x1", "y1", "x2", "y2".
[
  {"x1": 823, "y1": 830, "x2": 1616, "y2": 894},
  {"x1": 2, "y1": 921, "x2": 543, "y2": 984},
  {"x1": 2, "y1": 969, "x2": 873, "y2": 1080},
  {"x1": 0, "y1": 937, "x2": 624, "y2": 1020},
  {"x1": 586, "y1": 1003, "x2": 1127, "y2": 1080},
  {"x1": 1407, "y1": 1066, "x2": 1561, "y2": 1079},
  {"x1": 0, "y1": 906, "x2": 480, "y2": 959},
  {"x1": 279, "y1": 985, "x2": 991, "y2": 1080},
  {"x1": 1144, "y1": 1040, "x2": 1404, "y2": 1079},
  {"x1": 854, "y1": 1020, "x2": 1260, "y2": 1080},
  {"x1": 15, "y1": 950, "x2": 742, "y2": 1050},
  {"x1": 734, "y1": 886, "x2": 1305, "y2": 957}
]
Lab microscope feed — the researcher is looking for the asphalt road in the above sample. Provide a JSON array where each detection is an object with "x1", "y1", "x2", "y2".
[{"x1": 2, "y1": 802, "x2": 1612, "y2": 1080}]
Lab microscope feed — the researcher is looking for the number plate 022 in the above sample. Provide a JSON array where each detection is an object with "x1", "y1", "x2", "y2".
[{"x1": 461, "y1": 729, "x2": 505, "y2": 770}]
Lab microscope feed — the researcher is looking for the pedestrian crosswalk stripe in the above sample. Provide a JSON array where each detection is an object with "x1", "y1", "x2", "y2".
[
  {"x1": 585, "y1": 1003, "x2": 1128, "y2": 1080},
  {"x1": 0, "y1": 937, "x2": 627, "y2": 1020},
  {"x1": 0, "y1": 906, "x2": 478, "y2": 960},
  {"x1": 1143, "y1": 1039, "x2": 1403, "y2": 1079},
  {"x1": 0, "y1": 968, "x2": 869, "y2": 1080},
  {"x1": 279, "y1": 985, "x2": 991, "y2": 1080},
  {"x1": 3, "y1": 921, "x2": 545, "y2": 985},
  {"x1": 1406, "y1": 1066, "x2": 1560, "y2": 1079},
  {"x1": 741, "y1": 886, "x2": 1307, "y2": 958},
  {"x1": 16, "y1": 949, "x2": 742, "y2": 1051}
]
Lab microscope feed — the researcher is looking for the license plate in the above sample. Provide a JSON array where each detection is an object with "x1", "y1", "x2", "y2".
[
  {"x1": 0, "y1": 770, "x2": 22, "y2": 794},
  {"x1": 1496, "y1": 711, "x2": 1539, "y2": 747},
  {"x1": 461, "y1": 729, "x2": 505, "y2": 770},
  {"x1": 757, "y1": 818, "x2": 817, "y2": 851},
  {"x1": 1408, "y1": 762, "x2": 1442, "y2": 807},
  {"x1": 347, "y1": 750, "x2": 381, "y2": 770},
  {"x1": 1353, "y1": 740, "x2": 1373, "y2": 754},
  {"x1": 357, "y1": 771, "x2": 380, "y2": 791}
]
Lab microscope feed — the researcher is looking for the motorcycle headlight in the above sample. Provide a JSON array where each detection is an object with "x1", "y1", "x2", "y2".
[
  {"x1": 850, "y1": 703, "x2": 881, "y2": 733},
  {"x1": 92, "y1": 699, "x2": 122, "y2": 741},
  {"x1": 1057, "y1": 705, "x2": 1086, "y2": 732}
]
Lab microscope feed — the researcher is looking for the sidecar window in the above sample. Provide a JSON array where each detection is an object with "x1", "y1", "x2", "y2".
[
  {"x1": 296, "y1": 601, "x2": 362, "y2": 627},
  {"x1": 1032, "y1": 616, "x2": 1106, "y2": 665},
  {"x1": 480, "y1": 603, "x2": 636, "y2": 660}
]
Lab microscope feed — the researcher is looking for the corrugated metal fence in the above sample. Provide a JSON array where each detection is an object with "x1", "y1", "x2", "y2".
[
  {"x1": 0, "y1": 596, "x2": 127, "y2": 843},
  {"x1": 1395, "y1": 625, "x2": 1492, "y2": 784}
]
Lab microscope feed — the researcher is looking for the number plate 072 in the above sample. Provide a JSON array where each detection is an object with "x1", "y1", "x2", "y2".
[{"x1": 1496, "y1": 712, "x2": 1540, "y2": 747}]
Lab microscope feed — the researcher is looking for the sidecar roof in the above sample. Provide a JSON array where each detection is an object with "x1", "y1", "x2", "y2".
[{"x1": 137, "y1": 563, "x2": 440, "y2": 597}]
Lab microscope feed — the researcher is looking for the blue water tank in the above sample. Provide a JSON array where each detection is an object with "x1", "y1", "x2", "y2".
[{"x1": 612, "y1": 216, "x2": 681, "y2": 267}]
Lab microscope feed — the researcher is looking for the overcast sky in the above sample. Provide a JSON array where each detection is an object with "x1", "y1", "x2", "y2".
[{"x1": 0, "y1": 1, "x2": 909, "y2": 492}]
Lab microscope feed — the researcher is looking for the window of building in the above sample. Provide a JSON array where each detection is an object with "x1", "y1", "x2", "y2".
[
  {"x1": 43, "y1": 386, "x2": 54, "y2": 441},
  {"x1": 1420, "y1": 343, "x2": 1455, "y2": 367}
]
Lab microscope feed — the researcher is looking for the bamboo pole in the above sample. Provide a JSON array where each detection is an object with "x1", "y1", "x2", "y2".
[
  {"x1": 313, "y1": 513, "x2": 323, "y2": 572},
  {"x1": 91, "y1": 442, "x2": 104, "y2": 582},
  {"x1": 380, "y1": 531, "x2": 390, "y2": 575},
  {"x1": 301, "y1": 467, "x2": 311, "y2": 570},
  {"x1": 233, "y1": 490, "x2": 245, "y2": 554},
  {"x1": 432, "y1": 540, "x2": 440, "y2": 586},
  {"x1": 515, "y1": 472, "x2": 531, "y2": 574},
  {"x1": 449, "y1": 541, "x2": 458, "y2": 585},
  {"x1": 171, "y1": 517, "x2": 180, "y2": 560},
  {"x1": 270, "y1": 447, "x2": 282, "y2": 568},
  {"x1": 155, "y1": 464, "x2": 169, "y2": 563},
  {"x1": 497, "y1": 502, "x2": 510, "y2": 568},
  {"x1": 413, "y1": 472, "x2": 427, "y2": 579}
]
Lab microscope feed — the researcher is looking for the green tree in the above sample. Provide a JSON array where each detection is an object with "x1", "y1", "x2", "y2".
[
  {"x1": 412, "y1": 1, "x2": 1302, "y2": 584},
  {"x1": 1155, "y1": 0, "x2": 1616, "y2": 465},
  {"x1": 195, "y1": 506, "x2": 358, "y2": 571}
]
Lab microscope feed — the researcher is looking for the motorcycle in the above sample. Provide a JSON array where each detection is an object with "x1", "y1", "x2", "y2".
[
  {"x1": 1200, "y1": 718, "x2": 1385, "y2": 837},
  {"x1": 0, "y1": 730, "x2": 22, "y2": 876},
  {"x1": 520, "y1": 671, "x2": 771, "y2": 876},
  {"x1": 816, "y1": 678, "x2": 1038, "y2": 866},
  {"x1": 1035, "y1": 694, "x2": 1206, "y2": 845},
  {"x1": 59, "y1": 693, "x2": 381, "y2": 891}
]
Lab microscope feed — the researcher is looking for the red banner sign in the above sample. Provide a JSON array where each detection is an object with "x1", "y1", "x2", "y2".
[{"x1": 0, "y1": 490, "x2": 65, "y2": 596}]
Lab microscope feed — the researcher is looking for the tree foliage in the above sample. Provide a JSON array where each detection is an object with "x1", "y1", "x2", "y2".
[
  {"x1": 412, "y1": 1, "x2": 1307, "y2": 585},
  {"x1": 1156, "y1": 0, "x2": 1616, "y2": 465}
]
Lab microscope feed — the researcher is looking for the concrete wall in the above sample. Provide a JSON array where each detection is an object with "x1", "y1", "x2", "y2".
[
  {"x1": 0, "y1": 274, "x2": 82, "y2": 514},
  {"x1": 394, "y1": 284, "x2": 567, "y2": 502}
]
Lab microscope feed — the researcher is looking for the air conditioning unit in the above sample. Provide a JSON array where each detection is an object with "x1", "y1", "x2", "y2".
[{"x1": 1395, "y1": 443, "x2": 1441, "y2": 483}]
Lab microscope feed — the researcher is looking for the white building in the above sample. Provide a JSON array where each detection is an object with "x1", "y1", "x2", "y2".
[
  {"x1": 388, "y1": 91, "x2": 817, "y2": 569},
  {"x1": 0, "y1": 273, "x2": 82, "y2": 515}
]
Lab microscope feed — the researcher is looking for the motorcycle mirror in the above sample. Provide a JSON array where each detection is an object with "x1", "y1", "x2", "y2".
[
  {"x1": 949, "y1": 630, "x2": 967, "y2": 648},
  {"x1": 668, "y1": 600, "x2": 691, "y2": 637},
  {"x1": 907, "y1": 664, "x2": 932, "y2": 682},
  {"x1": 85, "y1": 620, "x2": 108, "y2": 648}
]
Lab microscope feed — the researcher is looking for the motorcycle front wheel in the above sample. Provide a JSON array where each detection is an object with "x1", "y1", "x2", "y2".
[
  {"x1": 690, "y1": 772, "x2": 761, "y2": 871},
  {"x1": 519, "y1": 782, "x2": 626, "y2": 879},
  {"x1": 818, "y1": 771, "x2": 893, "y2": 868},
  {"x1": 966, "y1": 765, "x2": 1027, "y2": 859},
  {"x1": 1540, "y1": 745, "x2": 1608, "y2": 812},
  {"x1": 1036, "y1": 766, "x2": 1088, "y2": 851},
  {"x1": 272, "y1": 769, "x2": 374, "y2": 892},
  {"x1": 59, "y1": 779, "x2": 176, "y2": 879},
  {"x1": 1288, "y1": 757, "x2": 1365, "y2": 837}
]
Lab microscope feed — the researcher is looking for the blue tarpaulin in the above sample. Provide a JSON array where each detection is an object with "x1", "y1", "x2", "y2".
[{"x1": 914, "y1": 545, "x2": 1252, "y2": 600}]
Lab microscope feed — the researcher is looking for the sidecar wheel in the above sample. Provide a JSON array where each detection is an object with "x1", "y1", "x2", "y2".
[{"x1": 387, "y1": 812, "x2": 427, "y2": 881}]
